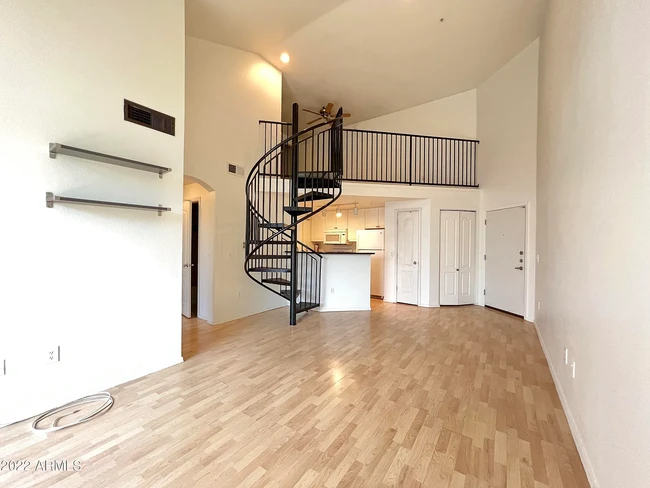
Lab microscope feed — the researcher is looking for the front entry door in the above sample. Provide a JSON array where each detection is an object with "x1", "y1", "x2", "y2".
[
  {"x1": 396, "y1": 210, "x2": 420, "y2": 305},
  {"x1": 485, "y1": 207, "x2": 526, "y2": 316},
  {"x1": 182, "y1": 200, "x2": 192, "y2": 318}
]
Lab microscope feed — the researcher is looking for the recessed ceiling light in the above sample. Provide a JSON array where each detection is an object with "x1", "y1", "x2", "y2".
[{"x1": 280, "y1": 53, "x2": 291, "y2": 64}]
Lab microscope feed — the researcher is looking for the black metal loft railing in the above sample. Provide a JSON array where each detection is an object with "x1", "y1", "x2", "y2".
[
  {"x1": 259, "y1": 123, "x2": 479, "y2": 188},
  {"x1": 342, "y1": 129, "x2": 479, "y2": 187}
]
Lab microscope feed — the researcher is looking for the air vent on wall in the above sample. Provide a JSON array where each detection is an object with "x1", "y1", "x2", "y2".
[
  {"x1": 124, "y1": 99, "x2": 175, "y2": 136},
  {"x1": 227, "y1": 163, "x2": 245, "y2": 177}
]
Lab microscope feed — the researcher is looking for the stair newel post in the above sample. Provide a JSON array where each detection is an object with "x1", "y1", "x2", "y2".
[{"x1": 289, "y1": 102, "x2": 300, "y2": 326}]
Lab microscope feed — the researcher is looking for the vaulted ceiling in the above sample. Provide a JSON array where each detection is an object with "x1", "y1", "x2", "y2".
[{"x1": 186, "y1": 0, "x2": 547, "y2": 123}]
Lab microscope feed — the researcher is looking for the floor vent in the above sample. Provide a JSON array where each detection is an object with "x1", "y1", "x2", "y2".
[
  {"x1": 124, "y1": 100, "x2": 175, "y2": 136},
  {"x1": 227, "y1": 163, "x2": 245, "y2": 177}
]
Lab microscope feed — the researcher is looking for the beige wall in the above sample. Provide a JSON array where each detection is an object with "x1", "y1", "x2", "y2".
[
  {"x1": 477, "y1": 40, "x2": 539, "y2": 321},
  {"x1": 351, "y1": 89, "x2": 477, "y2": 140},
  {"x1": 537, "y1": 0, "x2": 650, "y2": 486},
  {"x1": 184, "y1": 37, "x2": 287, "y2": 325},
  {"x1": 0, "y1": 0, "x2": 185, "y2": 425}
]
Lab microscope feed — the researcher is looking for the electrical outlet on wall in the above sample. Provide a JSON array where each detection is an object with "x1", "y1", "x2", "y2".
[{"x1": 46, "y1": 346, "x2": 60, "y2": 365}]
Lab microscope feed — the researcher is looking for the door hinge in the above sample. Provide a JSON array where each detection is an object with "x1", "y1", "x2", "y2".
[
  {"x1": 483, "y1": 289, "x2": 486, "y2": 296},
  {"x1": 484, "y1": 254, "x2": 486, "y2": 261}
]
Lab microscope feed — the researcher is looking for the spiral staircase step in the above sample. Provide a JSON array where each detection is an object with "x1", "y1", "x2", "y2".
[
  {"x1": 249, "y1": 267, "x2": 291, "y2": 273},
  {"x1": 262, "y1": 277, "x2": 291, "y2": 286},
  {"x1": 284, "y1": 206, "x2": 313, "y2": 216},
  {"x1": 294, "y1": 191, "x2": 333, "y2": 202}
]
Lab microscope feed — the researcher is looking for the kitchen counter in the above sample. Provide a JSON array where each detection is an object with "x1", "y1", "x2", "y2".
[
  {"x1": 316, "y1": 253, "x2": 371, "y2": 312},
  {"x1": 318, "y1": 252, "x2": 375, "y2": 255}
]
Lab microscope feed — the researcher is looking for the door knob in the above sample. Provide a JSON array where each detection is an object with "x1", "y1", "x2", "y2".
[
  {"x1": 183, "y1": 264, "x2": 189, "y2": 268},
  {"x1": 515, "y1": 266, "x2": 523, "y2": 270},
  {"x1": 456, "y1": 268, "x2": 459, "y2": 271},
  {"x1": 413, "y1": 261, "x2": 417, "y2": 265}
]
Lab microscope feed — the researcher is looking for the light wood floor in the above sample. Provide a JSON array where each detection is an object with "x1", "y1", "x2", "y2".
[{"x1": 1, "y1": 302, "x2": 589, "y2": 488}]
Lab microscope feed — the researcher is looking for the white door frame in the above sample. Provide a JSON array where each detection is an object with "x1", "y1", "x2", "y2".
[
  {"x1": 184, "y1": 197, "x2": 202, "y2": 318},
  {"x1": 484, "y1": 203, "x2": 529, "y2": 319},
  {"x1": 395, "y1": 208, "x2": 421, "y2": 306}
]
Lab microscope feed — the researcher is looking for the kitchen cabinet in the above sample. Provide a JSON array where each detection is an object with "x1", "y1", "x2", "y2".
[
  {"x1": 347, "y1": 210, "x2": 365, "y2": 241},
  {"x1": 365, "y1": 207, "x2": 385, "y2": 229},
  {"x1": 325, "y1": 210, "x2": 348, "y2": 230},
  {"x1": 311, "y1": 212, "x2": 325, "y2": 242}
]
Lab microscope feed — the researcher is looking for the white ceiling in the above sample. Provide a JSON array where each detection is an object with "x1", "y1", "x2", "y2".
[
  {"x1": 186, "y1": 0, "x2": 546, "y2": 123},
  {"x1": 185, "y1": 0, "x2": 350, "y2": 55}
]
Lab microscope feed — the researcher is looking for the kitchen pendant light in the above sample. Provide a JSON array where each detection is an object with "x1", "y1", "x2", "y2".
[
  {"x1": 353, "y1": 205, "x2": 359, "y2": 216},
  {"x1": 336, "y1": 206, "x2": 342, "y2": 218}
]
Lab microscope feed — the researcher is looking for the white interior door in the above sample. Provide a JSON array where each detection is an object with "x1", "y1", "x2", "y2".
[
  {"x1": 182, "y1": 201, "x2": 192, "y2": 318},
  {"x1": 458, "y1": 211, "x2": 476, "y2": 305},
  {"x1": 440, "y1": 211, "x2": 476, "y2": 306},
  {"x1": 396, "y1": 210, "x2": 420, "y2": 305},
  {"x1": 486, "y1": 207, "x2": 526, "y2": 316},
  {"x1": 440, "y1": 211, "x2": 459, "y2": 305}
]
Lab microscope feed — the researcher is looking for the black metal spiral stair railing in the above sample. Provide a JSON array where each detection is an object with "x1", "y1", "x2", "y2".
[{"x1": 245, "y1": 103, "x2": 345, "y2": 326}]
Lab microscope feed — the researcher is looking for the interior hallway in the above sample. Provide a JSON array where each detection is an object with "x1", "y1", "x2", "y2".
[{"x1": 2, "y1": 302, "x2": 588, "y2": 487}]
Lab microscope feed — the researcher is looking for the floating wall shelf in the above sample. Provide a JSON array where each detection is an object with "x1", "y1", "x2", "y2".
[
  {"x1": 46, "y1": 192, "x2": 171, "y2": 216},
  {"x1": 49, "y1": 143, "x2": 172, "y2": 178}
]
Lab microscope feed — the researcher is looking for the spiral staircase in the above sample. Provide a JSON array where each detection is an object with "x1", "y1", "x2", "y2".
[{"x1": 244, "y1": 104, "x2": 345, "y2": 326}]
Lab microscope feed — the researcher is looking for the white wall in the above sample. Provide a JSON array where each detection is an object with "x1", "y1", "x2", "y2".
[
  {"x1": 184, "y1": 37, "x2": 287, "y2": 325},
  {"x1": 343, "y1": 183, "x2": 481, "y2": 307},
  {"x1": 536, "y1": 1, "x2": 650, "y2": 486},
  {"x1": 352, "y1": 89, "x2": 477, "y2": 139},
  {"x1": 318, "y1": 255, "x2": 371, "y2": 312},
  {"x1": 0, "y1": 0, "x2": 185, "y2": 425},
  {"x1": 183, "y1": 182, "x2": 216, "y2": 324},
  {"x1": 477, "y1": 40, "x2": 539, "y2": 322}
]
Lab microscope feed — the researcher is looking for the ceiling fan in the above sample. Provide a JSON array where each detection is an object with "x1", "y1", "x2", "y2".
[{"x1": 303, "y1": 103, "x2": 351, "y2": 124}]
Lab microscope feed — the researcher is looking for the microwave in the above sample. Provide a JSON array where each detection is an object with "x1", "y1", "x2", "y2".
[{"x1": 324, "y1": 230, "x2": 348, "y2": 245}]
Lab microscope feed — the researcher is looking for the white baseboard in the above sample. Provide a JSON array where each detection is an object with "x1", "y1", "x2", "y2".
[{"x1": 533, "y1": 321, "x2": 598, "y2": 488}]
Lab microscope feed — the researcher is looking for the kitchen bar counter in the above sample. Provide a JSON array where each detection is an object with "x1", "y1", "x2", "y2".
[
  {"x1": 316, "y1": 253, "x2": 371, "y2": 312},
  {"x1": 317, "y1": 252, "x2": 375, "y2": 255}
]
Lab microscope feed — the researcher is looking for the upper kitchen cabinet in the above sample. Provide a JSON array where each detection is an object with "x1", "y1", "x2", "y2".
[
  {"x1": 325, "y1": 210, "x2": 348, "y2": 230},
  {"x1": 365, "y1": 207, "x2": 385, "y2": 229},
  {"x1": 347, "y1": 210, "x2": 365, "y2": 241},
  {"x1": 311, "y1": 212, "x2": 325, "y2": 242}
]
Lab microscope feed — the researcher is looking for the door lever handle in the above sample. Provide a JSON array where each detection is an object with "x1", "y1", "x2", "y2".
[{"x1": 515, "y1": 266, "x2": 523, "y2": 270}]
